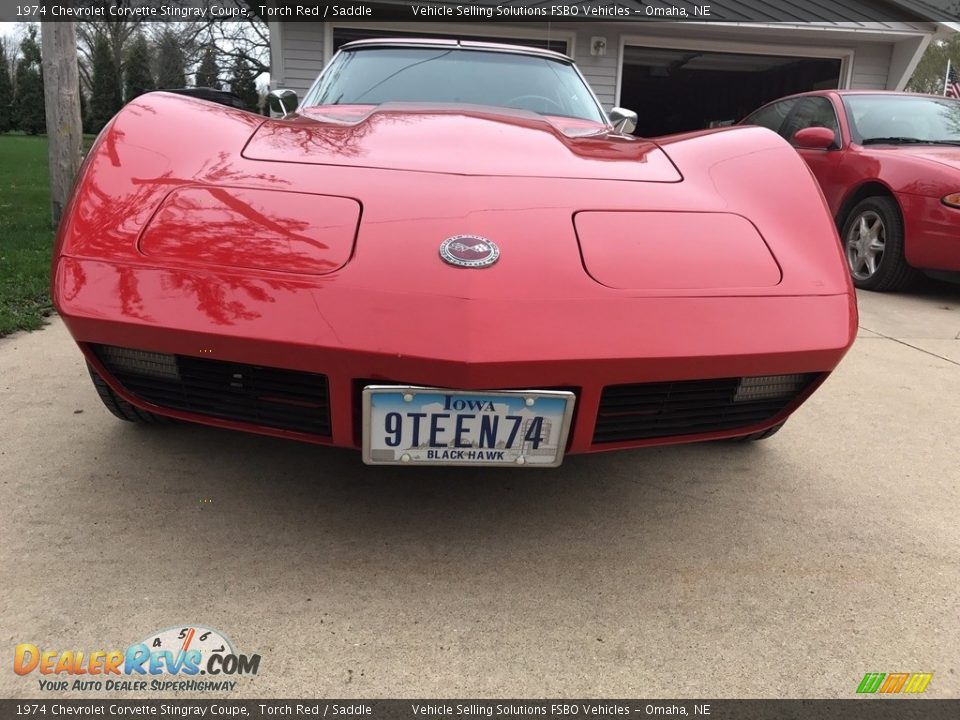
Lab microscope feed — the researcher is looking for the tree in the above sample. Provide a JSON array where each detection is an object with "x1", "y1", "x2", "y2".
[
  {"x1": 2, "y1": 25, "x2": 26, "y2": 86},
  {"x1": 75, "y1": 9, "x2": 143, "y2": 98},
  {"x1": 13, "y1": 26, "x2": 45, "y2": 135},
  {"x1": 124, "y1": 32, "x2": 154, "y2": 101},
  {"x1": 205, "y1": 3, "x2": 270, "y2": 82},
  {"x1": 79, "y1": 81, "x2": 89, "y2": 133},
  {"x1": 0, "y1": 41, "x2": 13, "y2": 133},
  {"x1": 41, "y1": 21, "x2": 83, "y2": 224},
  {"x1": 195, "y1": 45, "x2": 219, "y2": 89},
  {"x1": 907, "y1": 34, "x2": 960, "y2": 95},
  {"x1": 88, "y1": 33, "x2": 122, "y2": 133},
  {"x1": 229, "y1": 55, "x2": 259, "y2": 113},
  {"x1": 154, "y1": 28, "x2": 187, "y2": 89}
]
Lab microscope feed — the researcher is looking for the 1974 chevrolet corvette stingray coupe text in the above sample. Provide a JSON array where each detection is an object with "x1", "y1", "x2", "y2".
[{"x1": 53, "y1": 39, "x2": 857, "y2": 467}]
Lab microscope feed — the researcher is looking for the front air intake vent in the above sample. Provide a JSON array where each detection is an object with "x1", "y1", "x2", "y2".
[
  {"x1": 92, "y1": 345, "x2": 331, "y2": 437},
  {"x1": 593, "y1": 374, "x2": 819, "y2": 443}
]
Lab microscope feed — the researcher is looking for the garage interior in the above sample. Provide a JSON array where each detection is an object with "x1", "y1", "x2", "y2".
[{"x1": 619, "y1": 46, "x2": 842, "y2": 136}]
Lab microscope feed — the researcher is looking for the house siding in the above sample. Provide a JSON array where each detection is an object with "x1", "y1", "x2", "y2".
[
  {"x1": 276, "y1": 22, "x2": 326, "y2": 97},
  {"x1": 849, "y1": 41, "x2": 895, "y2": 89},
  {"x1": 568, "y1": 25, "x2": 621, "y2": 107}
]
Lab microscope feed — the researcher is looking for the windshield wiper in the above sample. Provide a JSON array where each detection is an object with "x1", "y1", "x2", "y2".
[
  {"x1": 862, "y1": 137, "x2": 928, "y2": 145},
  {"x1": 862, "y1": 137, "x2": 960, "y2": 146}
]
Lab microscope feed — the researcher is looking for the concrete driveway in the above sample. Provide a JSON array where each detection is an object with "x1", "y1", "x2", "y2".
[{"x1": 1, "y1": 285, "x2": 958, "y2": 699}]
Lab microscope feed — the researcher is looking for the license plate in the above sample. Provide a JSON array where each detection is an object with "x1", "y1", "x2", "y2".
[{"x1": 362, "y1": 386, "x2": 576, "y2": 467}]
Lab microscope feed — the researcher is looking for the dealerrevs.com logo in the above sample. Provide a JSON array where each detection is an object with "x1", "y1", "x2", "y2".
[{"x1": 14, "y1": 625, "x2": 260, "y2": 693}]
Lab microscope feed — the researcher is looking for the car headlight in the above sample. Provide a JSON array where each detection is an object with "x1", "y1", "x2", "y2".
[
  {"x1": 98, "y1": 346, "x2": 180, "y2": 381},
  {"x1": 733, "y1": 374, "x2": 810, "y2": 402},
  {"x1": 943, "y1": 193, "x2": 960, "y2": 208}
]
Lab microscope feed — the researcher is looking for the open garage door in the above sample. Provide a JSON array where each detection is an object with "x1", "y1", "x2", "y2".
[{"x1": 620, "y1": 45, "x2": 843, "y2": 137}]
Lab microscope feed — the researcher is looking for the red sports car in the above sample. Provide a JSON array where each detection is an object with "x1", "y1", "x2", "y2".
[
  {"x1": 742, "y1": 90, "x2": 960, "y2": 291},
  {"x1": 53, "y1": 39, "x2": 856, "y2": 467}
]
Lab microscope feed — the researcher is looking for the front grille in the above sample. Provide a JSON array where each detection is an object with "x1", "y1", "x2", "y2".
[
  {"x1": 92, "y1": 345, "x2": 331, "y2": 436},
  {"x1": 593, "y1": 374, "x2": 819, "y2": 443}
]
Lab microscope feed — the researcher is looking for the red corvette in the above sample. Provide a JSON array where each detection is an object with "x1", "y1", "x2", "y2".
[
  {"x1": 742, "y1": 90, "x2": 960, "y2": 291},
  {"x1": 52, "y1": 39, "x2": 856, "y2": 466}
]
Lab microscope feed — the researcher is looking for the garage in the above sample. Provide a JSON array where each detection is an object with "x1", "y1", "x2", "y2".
[{"x1": 618, "y1": 44, "x2": 845, "y2": 136}]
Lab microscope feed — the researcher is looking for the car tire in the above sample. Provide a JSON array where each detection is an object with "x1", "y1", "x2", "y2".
[
  {"x1": 87, "y1": 363, "x2": 172, "y2": 424},
  {"x1": 840, "y1": 196, "x2": 918, "y2": 291},
  {"x1": 732, "y1": 422, "x2": 784, "y2": 442}
]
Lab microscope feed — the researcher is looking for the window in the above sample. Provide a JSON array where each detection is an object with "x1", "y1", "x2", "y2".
[
  {"x1": 842, "y1": 94, "x2": 960, "y2": 144},
  {"x1": 305, "y1": 47, "x2": 606, "y2": 123},
  {"x1": 783, "y1": 97, "x2": 840, "y2": 146},
  {"x1": 742, "y1": 99, "x2": 799, "y2": 137}
]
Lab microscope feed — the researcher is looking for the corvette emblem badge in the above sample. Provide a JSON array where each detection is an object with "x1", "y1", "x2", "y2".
[{"x1": 439, "y1": 235, "x2": 500, "y2": 268}]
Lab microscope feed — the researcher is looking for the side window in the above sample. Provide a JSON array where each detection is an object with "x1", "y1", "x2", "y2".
[
  {"x1": 742, "y1": 99, "x2": 799, "y2": 138},
  {"x1": 783, "y1": 97, "x2": 840, "y2": 146}
]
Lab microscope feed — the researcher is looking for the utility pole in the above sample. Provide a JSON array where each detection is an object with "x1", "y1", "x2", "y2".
[{"x1": 40, "y1": 22, "x2": 83, "y2": 226}]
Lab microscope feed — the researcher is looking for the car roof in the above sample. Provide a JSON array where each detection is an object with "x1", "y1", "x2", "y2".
[
  {"x1": 765, "y1": 89, "x2": 957, "y2": 102},
  {"x1": 338, "y1": 38, "x2": 574, "y2": 64}
]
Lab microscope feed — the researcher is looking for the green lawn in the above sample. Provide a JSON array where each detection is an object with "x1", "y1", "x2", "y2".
[
  {"x1": 0, "y1": 134, "x2": 97, "y2": 336},
  {"x1": 0, "y1": 135, "x2": 56, "y2": 336}
]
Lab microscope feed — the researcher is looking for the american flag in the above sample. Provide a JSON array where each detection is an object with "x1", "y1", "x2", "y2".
[{"x1": 947, "y1": 63, "x2": 960, "y2": 99}]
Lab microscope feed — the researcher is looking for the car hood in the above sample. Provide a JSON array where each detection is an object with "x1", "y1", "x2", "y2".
[
  {"x1": 242, "y1": 104, "x2": 682, "y2": 182},
  {"x1": 868, "y1": 144, "x2": 960, "y2": 172}
]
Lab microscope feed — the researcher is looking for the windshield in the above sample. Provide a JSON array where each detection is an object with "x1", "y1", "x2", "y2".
[
  {"x1": 303, "y1": 47, "x2": 607, "y2": 124},
  {"x1": 843, "y1": 94, "x2": 960, "y2": 145}
]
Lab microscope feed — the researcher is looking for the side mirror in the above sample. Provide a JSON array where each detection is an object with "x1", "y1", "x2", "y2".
[
  {"x1": 267, "y1": 89, "x2": 299, "y2": 117},
  {"x1": 609, "y1": 107, "x2": 638, "y2": 135},
  {"x1": 793, "y1": 126, "x2": 837, "y2": 149}
]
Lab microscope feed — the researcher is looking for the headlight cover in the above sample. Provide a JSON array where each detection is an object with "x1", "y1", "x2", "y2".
[
  {"x1": 139, "y1": 186, "x2": 360, "y2": 275},
  {"x1": 574, "y1": 211, "x2": 782, "y2": 290}
]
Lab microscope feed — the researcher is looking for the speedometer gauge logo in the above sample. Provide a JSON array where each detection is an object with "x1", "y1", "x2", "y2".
[
  {"x1": 143, "y1": 625, "x2": 234, "y2": 667},
  {"x1": 134, "y1": 624, "x2": 260, "y2": 677}
]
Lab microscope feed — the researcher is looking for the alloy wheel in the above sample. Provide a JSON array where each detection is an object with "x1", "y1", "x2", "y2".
[{"x1": 845, "y1": 210, "x2": 886, "y2": 281}]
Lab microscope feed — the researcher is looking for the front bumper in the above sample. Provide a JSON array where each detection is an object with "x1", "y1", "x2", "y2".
[
  {"x1": 898, "y1": 192, "x2": 960, "y2": 271},
  {"x1": 57, "y1": 257, "x2": 857, "y2": 454}
]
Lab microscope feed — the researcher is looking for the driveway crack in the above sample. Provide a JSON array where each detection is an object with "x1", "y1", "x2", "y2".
[{"x1": 858, "y1": 326, "x2": 960, "y2": 368}]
